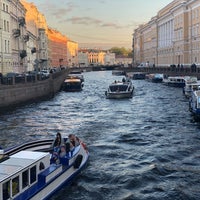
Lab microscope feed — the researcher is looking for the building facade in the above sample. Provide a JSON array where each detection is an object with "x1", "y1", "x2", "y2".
[
  {"x1": 47, "y1": 28, "x2": 67, "y2": 68},
  {"x1": 133, "y1": 0, "x2": 200, "y2": 68},
  {"x1": 67, "y1": 40, "x2": 78, "y2": 67}
]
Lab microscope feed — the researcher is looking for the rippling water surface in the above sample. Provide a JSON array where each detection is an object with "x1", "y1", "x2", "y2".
[{"x1": 1, "y1": 71, "x2": 200, "y2": 200}]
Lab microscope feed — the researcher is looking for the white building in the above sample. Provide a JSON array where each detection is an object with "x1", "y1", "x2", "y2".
[
  {"x1": 104, "y1": 52, "x2": 115, "y2": 65},
  {"x1": 10, "y1": 0, "x2": 27, "y2": 73},
  {"x1": 0, "y1": 0, "x2": 12, "y2": 74},
  {"x1": 78, "y1": 51, "x2": 89, "y2": 67}
]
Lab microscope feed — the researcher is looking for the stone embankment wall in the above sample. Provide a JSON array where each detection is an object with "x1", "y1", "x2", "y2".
[{"x1": 0, "y1": 69, "x2": 68, "y2": 109}]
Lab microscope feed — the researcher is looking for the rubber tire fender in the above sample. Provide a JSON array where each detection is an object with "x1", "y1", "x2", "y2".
[{"x1": 73, "y1": 154, "x2": 83, "y2": 169}]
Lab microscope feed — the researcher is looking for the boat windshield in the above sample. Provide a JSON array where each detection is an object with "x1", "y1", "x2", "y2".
[{"x1": 109, "y1": 85, "x2": 128, "y2": 92}]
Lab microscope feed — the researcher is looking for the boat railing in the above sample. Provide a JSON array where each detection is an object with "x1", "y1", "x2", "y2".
[{"x1": 1, "y1": 139, "x2": 53, "y2": 157}]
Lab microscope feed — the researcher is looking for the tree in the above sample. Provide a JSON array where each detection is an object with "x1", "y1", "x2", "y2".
[{"x1": 109, "y1": 47, "x2": 132, "y2": 58}]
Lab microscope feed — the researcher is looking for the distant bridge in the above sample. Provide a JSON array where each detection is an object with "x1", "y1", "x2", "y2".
[{"x1": 71, "y1": 65, "x2": 200, "y2": 79}]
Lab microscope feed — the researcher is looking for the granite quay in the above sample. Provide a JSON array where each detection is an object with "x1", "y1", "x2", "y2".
[{"x1": 0, "y1": 68, "x2": 69, "y2": 110}]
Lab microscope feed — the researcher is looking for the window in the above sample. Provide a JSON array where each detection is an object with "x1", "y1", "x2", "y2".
[
  {"x1": 7, "y1": 41, "x2": 9, "y2": 53},
  {"x1": 12, "y1": 176, "x2": 19, "y2": 197},
  {"x1": 30, "y1": 166, "x2": 36, "y2": 184},
  {"x1": 3, "y1": 181, "x2": 10, "y2": 200},
  {"x1": 22, "y1": 170, "x2": 29, "y2": 189},
  {"x1": 4, "y1": 20, "x2": 6, "y2": 31},
  {"x1": 7, "y1": 21, "x2": 9, "y2": 32},
  {"x1": 5, "y1": 40, "x2": 6, "y2": 53}
]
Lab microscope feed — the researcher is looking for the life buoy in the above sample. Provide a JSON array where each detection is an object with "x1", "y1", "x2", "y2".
[{"x1": 73, "y1": 154, "x2": 83, "y2": 169}]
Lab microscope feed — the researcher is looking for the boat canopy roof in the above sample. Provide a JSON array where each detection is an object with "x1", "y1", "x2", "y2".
[
  {"x1": 64, "y1": 78, "x2": 81, "y2": 83},
  {"x1": 0, "y1": 151, "x2": 48, "y2": 182}
]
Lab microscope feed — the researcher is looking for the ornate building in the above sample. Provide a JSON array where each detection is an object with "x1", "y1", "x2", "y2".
[{"x1": 133, "y1": 0, "x2": 200, "y2": 68}]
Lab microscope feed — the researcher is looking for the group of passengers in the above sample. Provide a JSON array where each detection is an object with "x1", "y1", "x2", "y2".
[{"x1": 50, "y1": 132, "x2": 80, "y2": 164}]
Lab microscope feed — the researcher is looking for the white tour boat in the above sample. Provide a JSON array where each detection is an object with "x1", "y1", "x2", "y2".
[{"x1": 0, "y1": 136, "x2": 89, "y2": 200}]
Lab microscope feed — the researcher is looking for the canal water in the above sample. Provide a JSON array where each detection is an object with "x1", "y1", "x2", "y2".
[{"x1": 0, "y1": 71, "x2": 200, "y2": 200}]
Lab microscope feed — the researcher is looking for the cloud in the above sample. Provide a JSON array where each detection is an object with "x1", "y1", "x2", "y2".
[
  {"x1": 61, "y1": 16, "x2": 126, "y2": 29},
  {"x1": 66, "y1": 17, "x2": 102, "y2": 26},
  {"x1": 101, "y1": 23, "x2": 122, "y2": 29},
  {"x1": 38, "y1": 1, "x2": 77, "y2": 18}
]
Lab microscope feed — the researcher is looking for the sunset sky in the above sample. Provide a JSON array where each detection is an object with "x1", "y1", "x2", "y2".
[{"x1": 30, "y1": 0, "x2": 173, "y2": 49}]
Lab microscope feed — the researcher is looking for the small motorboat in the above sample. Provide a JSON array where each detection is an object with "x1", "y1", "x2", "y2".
[
  {"x1": 0, "y1": 136, "x2": 89, "y2": 200},
  {"x1": 105, "y1": 78, "x2": 134, "y2": 99}
]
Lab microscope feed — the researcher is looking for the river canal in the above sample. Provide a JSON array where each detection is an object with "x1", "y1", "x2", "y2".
[{"x1": 0, "y1": 71, "x2": 200, "y2": 200}]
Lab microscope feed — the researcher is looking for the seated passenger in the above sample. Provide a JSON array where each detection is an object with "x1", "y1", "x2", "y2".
[
  {"x1": 51, "y1": 132, "x2": 64, "y2": 151},
  {"x1": 59, "y1": 144, "x2": 67, "y2": 158},
  {"x1": 68, "y1": 134, "x2": 80, "y2": 147}
]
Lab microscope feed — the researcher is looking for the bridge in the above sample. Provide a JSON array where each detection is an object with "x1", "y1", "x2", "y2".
[{"x1": 74, "y1": 65, "x2": 200, "y2": 79}]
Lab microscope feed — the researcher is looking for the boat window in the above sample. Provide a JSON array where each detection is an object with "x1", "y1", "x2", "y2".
[
  {"x1": 3, "y1": 180, "x2": 10, "y2": 200},
  {"x1": 39, "y1": 162, "x2": 45, "y2": 170},
  {"x1": 30, "y1": 165, "x2": 36, "y2": 184},
  {"x1": 12, "y1": 176, "x2": 19, "y2": 197},
  {"x1": 22, "y1": 170, "x2": 29, "y2": 189},
  {"x1": 110, "y1": 85, "x2": 128, "y2": 92}
]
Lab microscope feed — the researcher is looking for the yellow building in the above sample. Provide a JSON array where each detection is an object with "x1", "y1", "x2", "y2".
[
  {"x1": 133, "y1": 0, "x2": 200, "y2": 68},
  {"x1": 88, "y1": 50, "x2": 105, "y2": 65},
  {"x1": 67, "y1": 40, "x2": 78, "y2": 67}
]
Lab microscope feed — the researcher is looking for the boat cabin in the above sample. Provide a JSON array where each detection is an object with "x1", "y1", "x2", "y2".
[
  {"x1": 109, "y1": 83, "x2": 129, "y2": 92},
  {"x1": 192, "y1": 90, "x2": 200, "y2": 108},
  {"x1": 0, "y1": 151, "x2": 49, "y2": 200},
  {"x1": 62, "y1": 78, "x2": 83, "y2": 91}
]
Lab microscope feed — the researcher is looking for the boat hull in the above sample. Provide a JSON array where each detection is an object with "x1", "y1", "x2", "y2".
[
  {"x1": 62, "y1": 81, "x2": 84, "y2": 92},
  {"x1": 106, "y1": 91, "x2": 133, "y2": 99},
  {"x1": 29, "y1": 148, "x2": 88, "y2": 200}
]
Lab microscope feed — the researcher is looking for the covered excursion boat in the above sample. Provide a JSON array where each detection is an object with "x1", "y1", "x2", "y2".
[
  {"x1": 62, "y1": 77, "x2": 84, "y2": 92},
  {"x1": 105, "y1": 78, "x2": 134, "y2": 99},
  {"x1": 0, "y1": 136, "x2": 89, "y2": 200}
]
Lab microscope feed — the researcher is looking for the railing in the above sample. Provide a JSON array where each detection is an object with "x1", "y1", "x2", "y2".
[
  {"x1": 127, "y1": 66, "x2": 200, "y2": 78},
  {"x1": 0, "y1": 74, "x2": 49, "y2": 85}
]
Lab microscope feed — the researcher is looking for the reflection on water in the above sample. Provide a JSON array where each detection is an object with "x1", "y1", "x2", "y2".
[{"x1": 0, "y1": 71, "x2": 200, "y2": 199}]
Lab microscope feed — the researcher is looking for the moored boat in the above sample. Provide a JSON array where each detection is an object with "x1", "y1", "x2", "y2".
[
  {"x1": 147, "y1": 73, "x2": 164, "y2": 83},
  {"x1": 112, "y1": 70, "x2": 126, "y2": 76},
  {"x1": 183, "y1": 77, "x2": 200, "y2": 98},
  {"x1": 189, "y1": 90, "x2": 200, "y2": 120},
  {"x1": 132, "y1": 72, "x2": 146, "y2": 80},
  {"x1": 163, "y1": 76, "x2": 191, "y2": 87},
  {"x1": 105, "y1": 78, "x2": 134, "y2": 99},
  {"x1": 0, "y1": 136, "x2": 89, "y2": 200}
]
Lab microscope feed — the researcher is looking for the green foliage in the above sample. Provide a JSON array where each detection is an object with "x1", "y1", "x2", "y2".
[{"x1": 109, "y1": 47, "x2": 132, "y2": 58}]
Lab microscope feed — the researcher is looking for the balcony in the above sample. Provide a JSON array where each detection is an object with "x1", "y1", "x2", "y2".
[
  {"x1": 18, "y1": 17, "x2": 26, "y2": 26},
  {"x1": 13, "y1": 29, "x2": 20, "y2": 37},
  {"x1": 20, "y1": 50, "x2": 27, "y2": 59},
  {"x1": 23, "y1": 34, "x2": 29, "y2": 42},
  {"x1": 31, "y1": 47, "x2": 36, "y2": 54}
]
